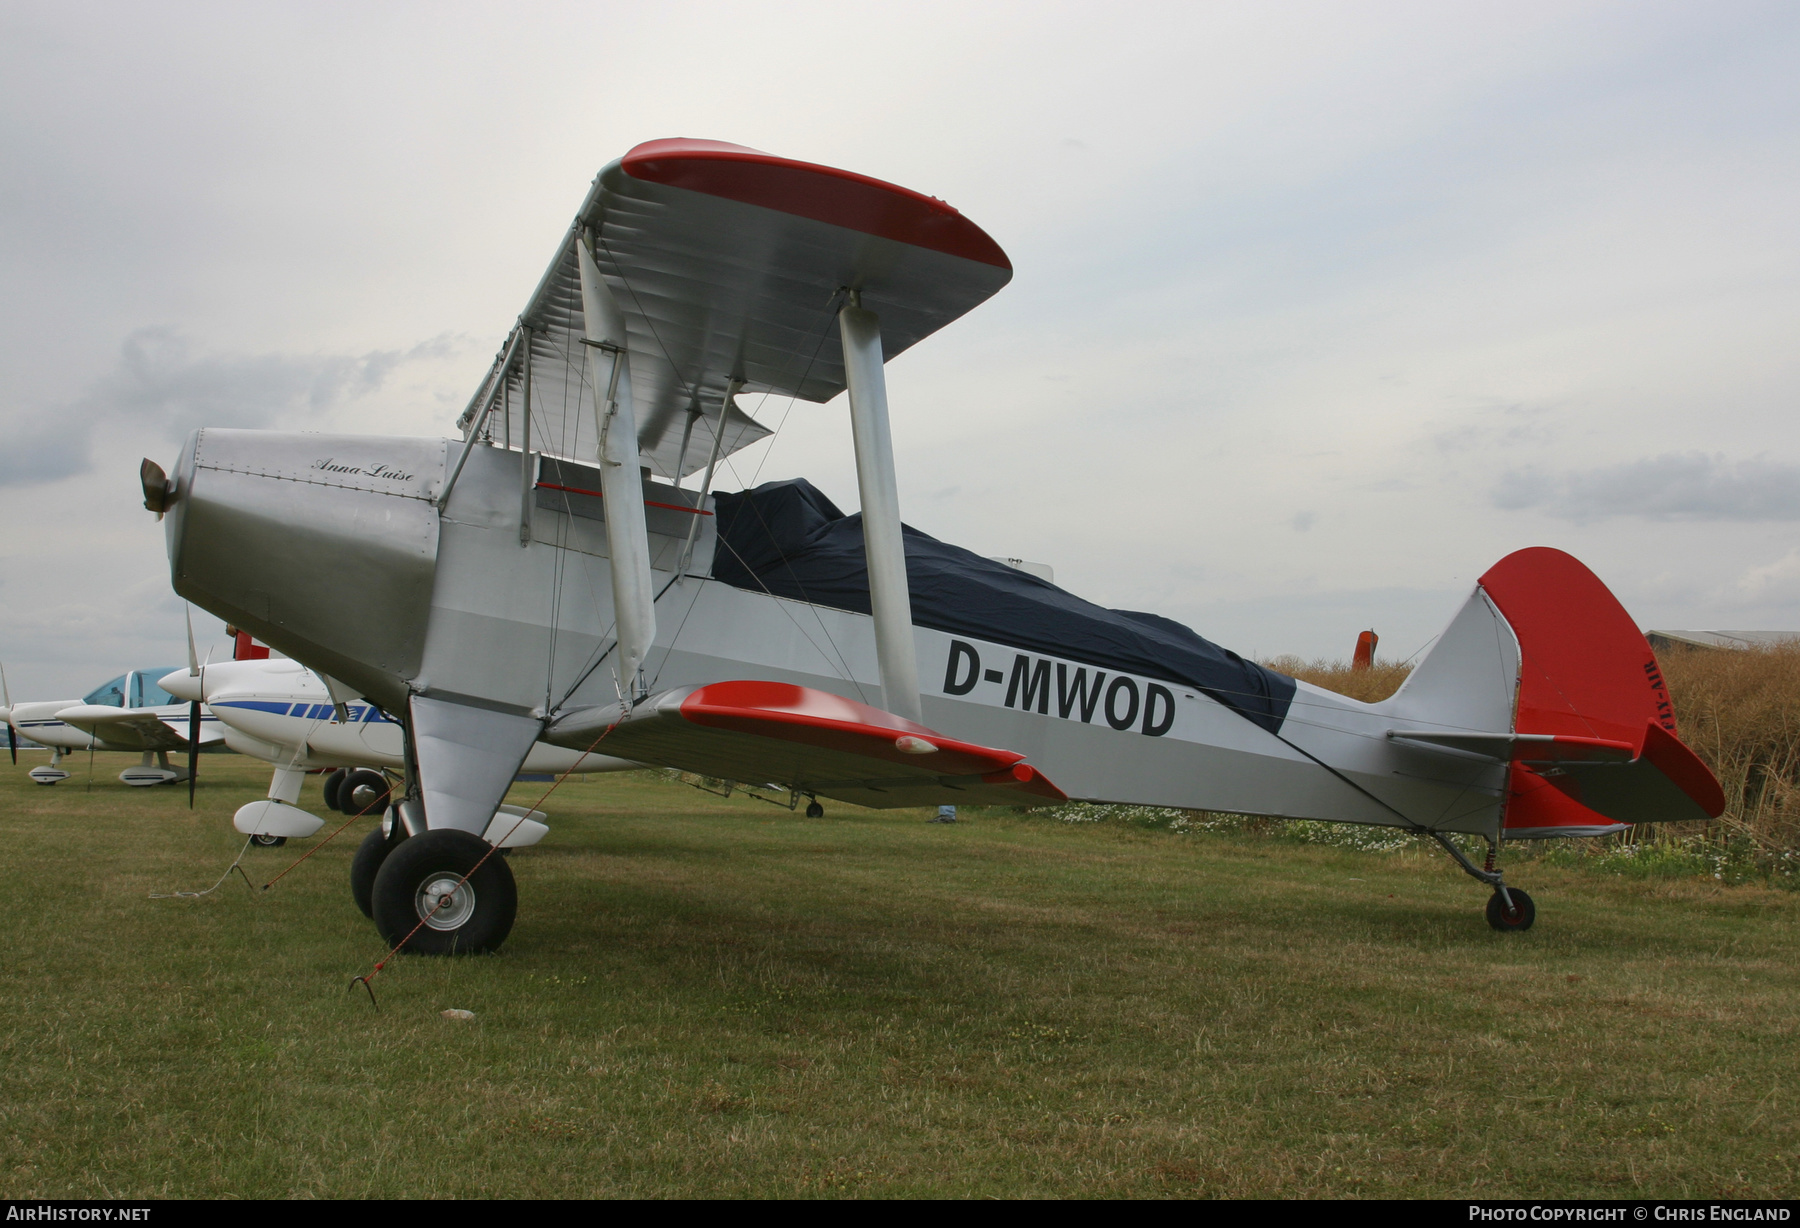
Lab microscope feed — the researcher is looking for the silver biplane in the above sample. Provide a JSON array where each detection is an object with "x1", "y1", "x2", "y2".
[{"x1": 142, "y1": 139, "x2": 1723, "y2": 954}]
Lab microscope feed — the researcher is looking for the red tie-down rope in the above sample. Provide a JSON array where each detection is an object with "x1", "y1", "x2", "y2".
[{"x1": 350, "y1": 723, "x2": 617, "y2": 1010}]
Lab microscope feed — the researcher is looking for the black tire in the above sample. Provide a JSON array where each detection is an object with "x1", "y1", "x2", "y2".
[
  {"x1": 370, "y1": 829, "x2": 517, "y2": 955},
  {"x1": 350, "y1": 827, "x2": 398, "y2": 918},
  {"x1": 340, "y1": 769, "x2": 390, "y2": 818},
  {"x1": 1486, "y1": 887, "x2": 1536, "y2": 932},
  {"x1": 805, "y1": 801, "x2": 824, "y2": 819},
  {"x1": 322, "y1": 768, "x2": 350, "y2": 813},
  {"x1": 250, "y1": 833, "x2": 287, "y2": 848}
]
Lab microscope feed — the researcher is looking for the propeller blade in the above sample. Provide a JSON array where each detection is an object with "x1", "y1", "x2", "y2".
[
  {"x1": 188, "y1": 699, "x2": 201, "y2": 808},
  {"x1": 7, "y1": 720, "x2": 15, "y2": 767}
]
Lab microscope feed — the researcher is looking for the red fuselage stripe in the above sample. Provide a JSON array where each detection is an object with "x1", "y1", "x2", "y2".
[{"x1": 535, "y1": 481, "x2": 712, "y2": 516}]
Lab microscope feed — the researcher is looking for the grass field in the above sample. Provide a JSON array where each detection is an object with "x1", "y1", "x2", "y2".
[{"x1": 2, "y1": 751, "x2": 1797, "y2": 1199}]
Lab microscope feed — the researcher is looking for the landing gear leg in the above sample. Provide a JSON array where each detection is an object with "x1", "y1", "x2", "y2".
[{"x1": 1430, "y1": 831, "x2": 1536, "y2": 933}]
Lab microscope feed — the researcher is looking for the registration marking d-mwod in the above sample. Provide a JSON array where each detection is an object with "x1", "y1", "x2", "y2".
[{"x1": 940, "y1": 639, "x2": 1175, "y2": 738}]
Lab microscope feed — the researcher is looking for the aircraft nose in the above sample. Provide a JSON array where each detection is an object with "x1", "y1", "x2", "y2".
[{"x1": 160, "y1": 670, "x2": 204, "y2": 702}]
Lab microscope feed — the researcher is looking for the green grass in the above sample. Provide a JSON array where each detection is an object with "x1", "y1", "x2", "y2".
[{"x1": 1, "y1": 752, "x2": 1797, "y2": 1198}]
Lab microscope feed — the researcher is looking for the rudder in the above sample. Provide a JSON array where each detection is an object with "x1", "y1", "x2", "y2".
[{"x1": 1478, "y1": 548, "x2": 1723, "y2": 836}]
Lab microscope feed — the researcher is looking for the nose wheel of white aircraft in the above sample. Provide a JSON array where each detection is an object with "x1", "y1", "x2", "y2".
[
  {"x1": 250, "y1": 833, "x2": 287, "y2": 848},
  {"x1": 369, "y1": 829, "x2": 517, "y2": 955}
]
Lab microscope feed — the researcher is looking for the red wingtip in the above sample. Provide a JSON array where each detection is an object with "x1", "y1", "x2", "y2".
[{"x1": 620, "y1": 139, "x2": 1011, "y2": 270}]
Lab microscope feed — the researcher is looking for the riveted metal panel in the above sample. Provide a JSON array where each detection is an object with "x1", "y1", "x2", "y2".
[{"x1": 167, "y1": 429, "x2": 444, "y2": 710}]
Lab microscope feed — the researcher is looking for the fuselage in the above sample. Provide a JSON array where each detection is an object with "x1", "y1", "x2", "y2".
[{"x1": 164, "y1": 428, "x2": 1512, "y2": 836}]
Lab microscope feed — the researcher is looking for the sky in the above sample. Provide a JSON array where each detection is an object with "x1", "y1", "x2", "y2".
[{"x1": 2, "y1": 0, "x2": 1797, "y2": 699}]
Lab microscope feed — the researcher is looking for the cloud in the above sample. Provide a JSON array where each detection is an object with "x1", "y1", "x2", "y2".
[
  {"x1": 0, "y1": 416, "x2": 90, "y2": 486},
  {"x1": 0, "y1": 328, "x2": 465, "y2": 487},
  {"x1": 1494, "y1": 452, "x2": 1800, "y2": 523},
  {"x1": 1738, "y1": 549, "x2": 1800, "y2": 601}
]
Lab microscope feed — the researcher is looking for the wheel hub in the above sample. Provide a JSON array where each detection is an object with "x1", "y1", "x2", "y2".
[{"x1": 416, "y1": 874, "x2": 476, "y2": 931}]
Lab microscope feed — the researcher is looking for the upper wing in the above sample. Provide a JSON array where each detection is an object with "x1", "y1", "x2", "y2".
[
  {"x1": 545, "y1": 680, "x2": 1063, "y2": 810},
  {"x1": 457, "y1": 139, "x2": 1013, "y2": 480}
]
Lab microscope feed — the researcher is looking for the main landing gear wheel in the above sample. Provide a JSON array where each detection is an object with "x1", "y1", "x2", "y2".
[
  {"x1": 322, "y1": 768, "x2": 350, "y2": 812},
  {"x1": 805, "y1": 800, "x2": 824, "y2": 818},
  {"x1": 369, "y1": 829, "x2": 517, "y2": 955},
  {"x1": 250, "y1": 833, "x2": 287, "y2": 848},
  {"x1": 1486, "y1": 887, "x2": 1536, "y2": 932},
  {"x1": 340, "y1": 769, "x2": 390, "y2": 817},
  {"x1": 350, "y1": 826, "x2": 405, "y2": 918}
]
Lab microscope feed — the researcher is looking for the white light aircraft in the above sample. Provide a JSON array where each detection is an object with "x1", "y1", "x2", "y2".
[
  {"x1": 142, "y1": 138, "x2": 1725, "y2": 955},
  {"x1": 3, "y1": 665, "x2": 222, "y2": 787}
]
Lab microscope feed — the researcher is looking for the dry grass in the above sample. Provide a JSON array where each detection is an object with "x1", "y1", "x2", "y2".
[
  {"x1": 1262, "y1": 656, "x2": 1411, "y2": 704},
  {"x1": 1657, "y1": 643, "x2": 1800, "y2": 860}
]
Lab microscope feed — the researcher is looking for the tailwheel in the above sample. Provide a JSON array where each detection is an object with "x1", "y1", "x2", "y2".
[
  {"x1": 1485, "y1": 887, "x2": 1536, "y2": 932},
  {"x1": 250, "y1": 833, "x2": 288, "y2": 848},
  {"x1": 805, "y1": 800, "x2": 824, "y2": 818},
  {"x1": 369, "y1": 829, "x2": 517, "y2": 955}
]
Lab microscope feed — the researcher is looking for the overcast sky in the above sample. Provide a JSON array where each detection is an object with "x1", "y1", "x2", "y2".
[{"x1": 2, "y1": 0, "x2": 1797, "y2": 699}]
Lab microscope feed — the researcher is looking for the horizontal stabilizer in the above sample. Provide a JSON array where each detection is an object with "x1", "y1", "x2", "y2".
[
  {"x1": 1525, "y1": 721, "x2": 1724, "y2": 830},
  {"x1": 548, "y1": 681, "x2": 1065, "y2": 809},
  {"x1": 1386, "y1": 730, "x2": 1635, "y2": 764}
]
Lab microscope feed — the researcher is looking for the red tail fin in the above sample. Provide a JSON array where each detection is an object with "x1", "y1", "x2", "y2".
[{"x1": 1477, "y1": 548, "x2": 1724, "y2": 836}]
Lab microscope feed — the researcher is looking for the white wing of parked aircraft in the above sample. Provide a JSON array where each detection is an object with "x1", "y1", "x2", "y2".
[{"x1": 149, "y1": 138, "x2": 1725, "y2": 956}]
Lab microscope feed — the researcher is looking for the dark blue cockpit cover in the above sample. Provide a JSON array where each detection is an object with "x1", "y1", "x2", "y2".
[{"x1": 710, "y1": 479, "x2": 1295, "y2": 734}]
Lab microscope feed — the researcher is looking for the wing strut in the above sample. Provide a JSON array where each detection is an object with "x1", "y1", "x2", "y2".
[
  {"x1": 676, "y1": 377, "x2": 741, "y2": 580},
  {"x1": 839, "y1": 294, "x2": 921, "y2": 723},
  {"x1": 518, "y1": 324, "x2": 534, "y2": 547},
  {"x1": 577, "y1": 232, "x2": 656, "y2": 699}
]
